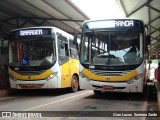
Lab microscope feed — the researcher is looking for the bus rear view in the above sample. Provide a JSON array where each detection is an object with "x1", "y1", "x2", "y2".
[{"x1": 79, "y1": 19, "x2": 149, "y2": 94}]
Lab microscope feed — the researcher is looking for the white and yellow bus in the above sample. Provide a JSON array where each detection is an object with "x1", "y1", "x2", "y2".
[
  {"x1": 8, "y1": 27, "x2": 79, "y2": 92},
  {"x1": 74, "y1": 19, "x2": 150, "y2": 94}
]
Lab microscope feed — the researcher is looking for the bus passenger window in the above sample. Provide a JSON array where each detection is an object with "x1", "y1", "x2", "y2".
[
  {"x1": 65, "y1": 43, "x2": 69, "y2": 57},
  {"x1": 70, "y1": 48, "x2": 78, "y2": 59},
  {"x1": 58, "y1": 35, "x2": 69, "y2": 65},
  {"x1": 59, "y1": 41, "x2": 68, "y2": 57},
  {"x1": 123, "y1": 46, "x2": 140, "y2": 64}
]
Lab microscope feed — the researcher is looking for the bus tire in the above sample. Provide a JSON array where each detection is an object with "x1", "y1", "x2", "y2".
[
  {"x1": 71, "y1": 75, "x2": 79, "y2": 92},
  {"x1": 93, "y1": 90, "x2": 102, "y2": 94}
]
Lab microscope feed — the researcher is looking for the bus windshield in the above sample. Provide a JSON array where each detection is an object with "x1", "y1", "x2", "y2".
[
  {"x1": 9, "y1": 38, "x2": 56, "y2": 67},
  {"x1": 80, "y1": 31, "x2": 143, "y2": 66}
]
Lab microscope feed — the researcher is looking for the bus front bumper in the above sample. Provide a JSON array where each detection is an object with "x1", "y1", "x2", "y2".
[
  {"x1": 9, "y1": 77, "x2": 58, "y2": 89},
  {"x1": 79, "y1": 77, "x2": 144, "y2": 93}
]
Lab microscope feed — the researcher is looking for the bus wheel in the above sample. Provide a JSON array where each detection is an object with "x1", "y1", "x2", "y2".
[
  {"x1": 93, "y1": 90, "x2": 102, "y2": 94},
  {"x1": 71, "y1": 75, "x2": 79, "y2": 92}
]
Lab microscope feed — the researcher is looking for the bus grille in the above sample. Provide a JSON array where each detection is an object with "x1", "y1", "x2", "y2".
[
  {"x1": 88, "y1": 69, "x2": 130, "y2": 76},
  {"x1": 16, "y1": 71, "x2": 44, "y2": 75}
]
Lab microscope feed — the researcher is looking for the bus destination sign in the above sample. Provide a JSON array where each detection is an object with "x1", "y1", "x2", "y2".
[
  {"x1": 115, "y1": 20, "x2": 133, "y2": 27},
  {"x1": 20, "y1": 29, "x2": 43, "y2": 36},
  {"x1": 84, "y1": 20, "x2": 141, "y2": 30}
]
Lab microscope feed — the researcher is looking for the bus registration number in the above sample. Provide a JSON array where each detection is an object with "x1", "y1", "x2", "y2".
[{"x1": 103, "y1": 85, "x2": 114, "y2": 90}]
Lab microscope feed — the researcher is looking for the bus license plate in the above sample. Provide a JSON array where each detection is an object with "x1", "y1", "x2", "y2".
[{"x1": 103, "y1": 85, "x2": 114, "y2": 90}]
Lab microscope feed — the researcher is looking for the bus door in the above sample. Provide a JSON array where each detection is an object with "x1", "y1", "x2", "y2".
[{"x1": 58, "y1": 34, "x2": 71, "y2": 88}]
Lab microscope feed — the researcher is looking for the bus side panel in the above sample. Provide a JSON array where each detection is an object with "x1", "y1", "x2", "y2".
[
  {"x1": 61, "y1": 60, "x2": 72, "y2": 88},
  {"x1": 61, "y1": 59, "x2": 79, "y2": 88},
  {"x1": 70, "y1": 59, "x2": 79, "y2": 76}
]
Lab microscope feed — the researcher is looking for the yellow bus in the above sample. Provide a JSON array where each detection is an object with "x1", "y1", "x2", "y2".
[
  {"x1": 74, "y1": 19, "x2": 150, "y2": 94},
  {"x1": 8, "y1": 27, "x2": 79, "y2": 92}
]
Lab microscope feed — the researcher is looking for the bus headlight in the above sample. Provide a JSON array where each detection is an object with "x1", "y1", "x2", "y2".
[
  {"x1": 127, "y1": 73, "x2": 143, "y2": 84},
  {"x1": 80, "y1": 72, "x2": 90, "y2": 81},
  {"x1": 46, "y1": 72, "x2": 58, "y2": 81},
  {"x1": 9, "y1": 74, "x2": 17, "y2": 81}
]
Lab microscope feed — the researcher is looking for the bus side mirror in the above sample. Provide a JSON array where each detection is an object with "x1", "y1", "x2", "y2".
[
  {"x1": 146, "y1": 35, "x2": 151, "y2": 45},
  {"x1": 73, "y1": 33, "x2": 78, "y2": 45}
]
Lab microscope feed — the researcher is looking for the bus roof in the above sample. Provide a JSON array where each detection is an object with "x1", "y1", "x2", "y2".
[{"x1": 82, "y1": 18, "x2": 144, "y2": 24}]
